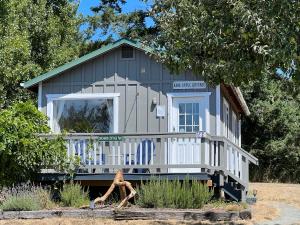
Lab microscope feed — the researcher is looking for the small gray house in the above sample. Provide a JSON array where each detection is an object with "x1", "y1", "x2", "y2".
[{"x1": 22, "y1": 39, "x2": 258, "y2": 201}]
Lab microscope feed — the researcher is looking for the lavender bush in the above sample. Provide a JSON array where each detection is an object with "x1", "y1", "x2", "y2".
[{"x1": 0, "y1": 183, "x2": 54, "y2": 211}]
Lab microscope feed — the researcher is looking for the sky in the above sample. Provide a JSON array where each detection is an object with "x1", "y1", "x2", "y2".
[
  {"x1": 77, "y1": 0, "x2": 148, "y2": 16},
  {"x1": 77, "y1": 0, "x2": 151, "y2": 40}
]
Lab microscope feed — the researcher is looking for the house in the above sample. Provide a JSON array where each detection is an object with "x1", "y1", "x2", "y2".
[{"x1": 22, "y1": 39, "x2": 258, "y2": 201}]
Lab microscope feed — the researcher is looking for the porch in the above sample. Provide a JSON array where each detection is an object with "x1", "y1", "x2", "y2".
[{"x1": 40, "y1": 132, "x2": 258, "y2": 201}]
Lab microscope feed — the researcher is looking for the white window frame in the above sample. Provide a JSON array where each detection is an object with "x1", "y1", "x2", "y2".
[
  {"x1": 46, "y1": 93, "x2": 120, "y2": 133},
  {"x1": 167, "y1": 92, "x2": 211, "y2": 134}
]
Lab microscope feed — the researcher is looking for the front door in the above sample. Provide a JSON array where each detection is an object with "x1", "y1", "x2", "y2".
[{"x1": 169, "y1": 97, "x2": 205, "y2": 173}]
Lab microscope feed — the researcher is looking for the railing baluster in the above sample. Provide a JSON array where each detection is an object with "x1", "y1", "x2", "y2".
[
  {"x1": 216, "y1": 141, "x2": 219, "y2": 167},
  {"x1": 139, "y1": 141, "x2": 142, "y2": 165},
  {"x1": 128, "y1": 139, "x2": 132, "y2": 165},
  {"x1": 66, "y1": 140, "x2": 70, "y2": 159},
  {"x1": 211, "y1": 141, "x2": 214, "y2": 167},
  {"x1": 117, "y1": 142, "x2": 121, "y2": 165},
  {"x1": 150, "y1": 139, "x2": 154, "y2": 165},
  {"x1": 123, "y1": 141, "x2": 126, "y2": 165},
  {"x1": 239, "y1": 152, "x2": 243, "y2": 179},
  {"x1": 71, "y1": 140, "x2": 75, "y2": 158},
  {"x1": 93, "y1": 141, "x2": 97, "y2": 166},
  {"x1": 82, "y1": 139, "x2": 86, "y2": 164},
  {"x1": 112, "y1": 142, "x2": 115, "y2": 165},
  {"x1": 134, "y1": 141, "x2": 137, "y2": 165},
  {"x1": 88, "y1": 140, "x2": 91, "y2": 166},
  {"x1": 164, "y1": 138, "x2": 168, "y2": 165},
  {"x1": 235, "y1": 149, "x2": 239, "y2": 177},
  {"x1": 145, "y1": 139, "x2": 148, "y2": 165},
  {"x1": 99, "y1": 142, "x2": 102, "y2": 165}
]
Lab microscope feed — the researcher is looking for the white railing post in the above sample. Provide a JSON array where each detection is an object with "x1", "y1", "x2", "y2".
[
  {"x1": 93, "y1": 141, "x2": 97, "y2": 166},
  {"x1": 239, "y1": 152, "x2": 243, "y2": 179},
  {"x1": 215, "y1": 141, "x2": 219, "y2": 167}
]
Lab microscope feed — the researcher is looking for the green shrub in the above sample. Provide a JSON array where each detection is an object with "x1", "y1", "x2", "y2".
[
  {"x1": 0, "y1": 183, "x2": 54, "y2": 211},
  {"x1": 0, "y1": 101, "x2": 67, "y2": 186},
  {"x1": 1, "y1": 195, "x2": 40, "y2": 211},
  {"x1": 136, "y1": 178, "x2": 213, "y2": 209},
  {"x1": 35, "y1": 188, "x2": 55, "y2": 209},
  {"x1": 60, "y1": 182, "x2": 89, "y2": 207}
]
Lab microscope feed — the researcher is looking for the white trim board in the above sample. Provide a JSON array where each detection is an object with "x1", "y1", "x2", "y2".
[
  {"x1": 216, "y1": 85, "x2": 221, "y2": 136},
  {"x1": 38, "y1": 82, "x2": 42, "y2": 111},
  {"x1": 46, "y1": 93, "x2": 120, "y2": 133}
]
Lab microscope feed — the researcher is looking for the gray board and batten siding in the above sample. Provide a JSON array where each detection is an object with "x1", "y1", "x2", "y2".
[{"x1": 40, "y1": 46, "x2": 223, "y2": 135}]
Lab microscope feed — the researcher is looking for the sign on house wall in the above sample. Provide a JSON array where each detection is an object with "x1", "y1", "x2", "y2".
[{"x1": 173, "y1": 81, "x2": 206, "y2": 90}]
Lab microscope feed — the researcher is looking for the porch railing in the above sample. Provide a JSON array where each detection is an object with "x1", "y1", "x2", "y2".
[{"x1": 40, "y1": 132, "x2": 258, "y2": 187}]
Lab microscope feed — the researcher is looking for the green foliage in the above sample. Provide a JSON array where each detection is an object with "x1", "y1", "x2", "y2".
[
  {"x1": 60, "y1": 182, "x2": 89, "y2": 207},
  {"x1": 136, "y1": 178, "x2": 213, "y2": 209},
  {"x1": 242, "y1": 75, "x2": 300, "y2": 182},
  {"x1": 0, "y1": 183, "x2": 54, "y2": 211},
  {"x1": 150, "y1": 0, "x2": 300, "y2": 85},
  {"x1": 83, "y1": 0, "x2": 156, "y2": 51},
  {"x1": 0, "y1": 101, "x2": 67, "y2": 185},
  {"x1": 0, "y1": 0, "x2": 82, "y2": 108},
  {"x1": 0, "y1": 195, "x2": 41, "y2": 211}
]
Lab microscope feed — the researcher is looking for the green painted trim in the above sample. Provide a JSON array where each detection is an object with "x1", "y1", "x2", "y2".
[{"x1": 22, "y1": 39, "x2": 153, "y2": 89}]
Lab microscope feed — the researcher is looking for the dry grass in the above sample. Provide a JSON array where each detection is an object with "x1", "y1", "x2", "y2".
[
  {"x1": 1, "y1": 183, "x2": 300, "y2": 225},
  {"x1": 250, "y1": 182, "x2": 300, "y2": 208},
  {"x1": 249, "y1": 182, "x2": 300, "y2": 223}
]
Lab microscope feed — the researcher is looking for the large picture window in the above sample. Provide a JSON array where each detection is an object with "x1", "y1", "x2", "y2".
[{"x1": 47, "y1": 94, "x2": 119, "y2": 133}]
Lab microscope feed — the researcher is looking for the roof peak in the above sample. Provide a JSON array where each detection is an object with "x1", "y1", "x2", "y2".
[{"x1": 22, "y1": 38, "x2": 150, "y2": 89}]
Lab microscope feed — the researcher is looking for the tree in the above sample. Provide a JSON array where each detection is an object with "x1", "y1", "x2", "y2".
[
  {"x1": 0, "y1": 102, "x2": 67, "y2": 186},
  {"x1": 83, "y1": 0, "x2": 157, "y2": 52},
  {"x1": 0, "y1": 0, "x2": 82, "y2": 108},
  {"x1": 150, "y1": 0, "x2": 300, "y2": 85},
  {"x1": 242, "y1": 75, "x2": 300, "y2": 182}
]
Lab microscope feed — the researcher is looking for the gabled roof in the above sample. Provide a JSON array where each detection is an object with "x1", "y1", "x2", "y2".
[
  {"x1": 21, "y1": 38, "x2": 250, "y2": 116},
  {"x1": 21, "y1": 39, "x2": 152, "y2": 89}
]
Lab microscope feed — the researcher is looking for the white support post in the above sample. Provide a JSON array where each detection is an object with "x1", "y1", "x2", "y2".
[
  {"x1": 117, "y1": 143, "x2": 121, "y2": 165},
  {"x1": 93, "y1": 141, "x2": 97, "y2": 166},
  {"x1": 216, "y1": 141, "x2": 219, "y2": 167},
  {"x1": 99, "y1": 143, "x2": 103, "y2": 165},
  {"x1": 211, "y1": 141, "x2": 215, "y2": 166},
  {"x1": 216, "y1": 85, "x2": 221, "y2": 136},
  {"x1": 235, "y1": 149, "x2": 239, "y2": 177},
  {"x1": 38, "y1": 82, "x2": 42, "y2": 111},
  {"x1": 239, "y1": 153, "x2": 243, "y2": 179}
]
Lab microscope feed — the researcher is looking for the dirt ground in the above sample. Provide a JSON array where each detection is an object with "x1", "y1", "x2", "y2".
[
  {"x1": 0, "y1": 182, "x2": 299, "y2": 225},
  {"x1": 250, "y1": 182, "x2": 300, "y2": 224}
]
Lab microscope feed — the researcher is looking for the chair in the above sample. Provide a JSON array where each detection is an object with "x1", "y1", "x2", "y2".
[
  {"x1": 74, "y1": 140, "x2": 105, "y2": 166},
  {"x1": 125, "y1": 139, "x2": 155, "y2": 173}
]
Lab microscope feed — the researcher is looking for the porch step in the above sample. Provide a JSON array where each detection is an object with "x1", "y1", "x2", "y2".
[{"x1": 222, "y1": 182, "x2": 242, "y2": 201}]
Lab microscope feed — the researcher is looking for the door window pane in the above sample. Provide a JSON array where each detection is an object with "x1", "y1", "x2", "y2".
[
  {"x1": 193, "y1": 103, "x2": 199, "y2": 113},
  {"x1": 179, "y1": 115, "x2": 185, "y2": 126},
  {"x1": 193, "y1": 115, "x2": 199, "y2": 125},
  {"x1": 186, "y1": 103, "x2": 192, "y2": 114},
  {"x1": 186, "y1": 126, "x2": 193, "y2": 132},
  {"x1": 179, "y1": 103, "x2": 185, "y2": 114},
  {"x1": 186, "y1": 115, "x2": 192, "y2": 125},
  {"x1": 177, "y1": 102, "x2": 201, "y2": 132},
  {"x1": 179, "y1": 126, "x2": 185, "y2": 132}
]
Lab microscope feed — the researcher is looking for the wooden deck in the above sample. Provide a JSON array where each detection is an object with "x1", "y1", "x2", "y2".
[{"x1": 40, "y1": 132, "x2": 258, "y2": 201}]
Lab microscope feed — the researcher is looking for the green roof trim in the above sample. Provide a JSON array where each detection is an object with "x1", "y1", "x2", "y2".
[{"x1": 22, "y1": 39, "x2": 152, "y2": 89}]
